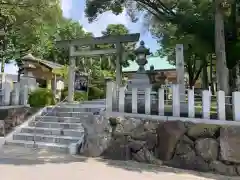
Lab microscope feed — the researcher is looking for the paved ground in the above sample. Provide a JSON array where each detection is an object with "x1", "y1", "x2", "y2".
[{"x1": 0, "y1": 145, "x2": 237, "y2": 180}]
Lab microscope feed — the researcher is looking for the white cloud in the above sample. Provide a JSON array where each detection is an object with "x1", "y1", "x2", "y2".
[
  {"x1": 60, "y1": 1, "x2": 131, "y2": 37},
  {"x1": 60, "y1": 0, "x2": 72, "y2": 18},
  {"x1": 79, "y1": 10, "x2": 130, "y2": 36}
]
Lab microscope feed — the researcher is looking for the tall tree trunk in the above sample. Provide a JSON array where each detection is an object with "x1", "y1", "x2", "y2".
[
  {"x1": 235, "y1": 63, "x2": 240, "y2": 91},
  {"x1": 209, "y1": 56, "x2": 215, "y2": 94},
  {"x1": 202, "y1": 63, "x2": 208, "y2": 90},
  {"x1": 215, "y1": 0, "x2": 230, "y2": 95},
  {"x1": 1, "y1": 37, "x2": 6, "y2": 73},
  {"x1": 1, "y1": 59, "x2": 4, "y2": 73}
]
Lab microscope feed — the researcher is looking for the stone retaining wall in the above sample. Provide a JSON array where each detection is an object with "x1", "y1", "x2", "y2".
[
  {"x1": 0, "y1": 107, "x2": 39, "y2": 136},
  {"x1": 87, "y1": 116, "x2": 240, "y2": 176}
]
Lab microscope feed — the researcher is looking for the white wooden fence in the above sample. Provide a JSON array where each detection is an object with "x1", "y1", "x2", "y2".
[{"x1": 106, "y1": 81, "x2": 240, "y2": 121}]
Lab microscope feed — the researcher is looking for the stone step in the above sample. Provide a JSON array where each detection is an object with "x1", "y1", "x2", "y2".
[
  {"x1": 21, "y1": 127, "x2": 84, "y2": 137},
  {"x1": 45, "y1": 107, "x2": 102, "y2": 113},
  {"x1": 42, "y1": 111, "x2": 94, "y2": 117},
  {"x1": 35, "y1": 116, "x2": 89, "y2": 123},
  {"x1": 64, "y1": 99, "x2": 106, "y2": 105},
  {"x1": 29, "y1": 121, "x2": 83, "y2": 129},
  {"x1": 5, "y1": 140, "x2": 69, "y2": 153},
  {"x1": 59, "y1": 103, "x2": 106, "y2": 108},
  {"x1": 13, "y1": 133, "x2": 81, "y2": 145}
]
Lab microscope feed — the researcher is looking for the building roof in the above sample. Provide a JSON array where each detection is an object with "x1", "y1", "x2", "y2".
[
  {"x1": 22, "y1": 54, "x2": 63, "y2": 70},
  {"x1": 122, "y1": 56, "x2": 176, "y2": 72}
]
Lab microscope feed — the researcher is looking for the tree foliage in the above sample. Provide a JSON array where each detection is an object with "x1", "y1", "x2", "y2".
[
  {"x1": 0, "y1": 0, "x2": 63, "y2": 72},
  {"x1": 42, "y1": 19, "x2": 89, "y2": 65},
  {"x1": 85, "y1": 0, "x2": 240, "y2": 89},
  {"x1": 102, "y1": 24, "x2": 129, "y2": 36}
]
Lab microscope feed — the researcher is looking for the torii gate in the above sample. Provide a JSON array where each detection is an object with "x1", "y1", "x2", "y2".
[{"x1": 56, "y1": 33, "x2": 140, "y2": 102}]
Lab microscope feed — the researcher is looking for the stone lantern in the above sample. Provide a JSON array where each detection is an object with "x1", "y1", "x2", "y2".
[
  {"x1": 134, "y1": 41, "x2": 150, "y2": 73},
  {"x1": 127, "y1": 41, "x2": 152, "y2": 91}
]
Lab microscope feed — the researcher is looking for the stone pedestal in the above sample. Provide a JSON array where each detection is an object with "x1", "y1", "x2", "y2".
[
  {"x1": 20, "y1": 71, "x2": 38, "y2": 91},
  {"x1": 127, "y1": 73, "x2": 152, "y2": 91}
]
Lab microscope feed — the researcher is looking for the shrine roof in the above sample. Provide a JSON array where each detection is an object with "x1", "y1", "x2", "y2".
[
  {"x1": 39, "y1": 59, "x2": 63, "y2": 69},
  {"x1": 122, "y1": 56, "x2": 176, "y2": 72},
  {"x1": 22, "y1": 54, "x2": 63, "y2": 70}
]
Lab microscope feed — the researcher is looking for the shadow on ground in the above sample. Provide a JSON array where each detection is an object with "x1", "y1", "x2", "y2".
[
  {"x1": 96, "y1": 158, "x2": 237, "y2": 180},
  {"x1": 0, "y1": 147, "x2": 236, "y2": 180}
]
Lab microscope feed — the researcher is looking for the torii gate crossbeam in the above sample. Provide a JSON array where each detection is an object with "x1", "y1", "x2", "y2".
[{"x1": 56, "y1": 33, "x2": 140, "y2": 102}]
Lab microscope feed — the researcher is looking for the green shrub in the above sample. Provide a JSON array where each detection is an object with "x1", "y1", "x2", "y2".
[
  {"x1": 28, "y1": 88, "x2": 55, "y2": 107},
  {"x1": 61, "y1": 86, "x2": 104, "y2": 101},
  {"x1": 74, "y1": 91, "x2": 88, "y2": 101},
  {"x1": 61, "y1": 87, "x2": 68, "y2": 101},
  {"x1": 61, "y1": 87, "x2": 88, "y2": 102},
  {"x1": 88, "y1": 86, "x2": 104, "y2": 100}
]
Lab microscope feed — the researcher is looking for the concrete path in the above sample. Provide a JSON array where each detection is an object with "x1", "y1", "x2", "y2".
[{"x1": 0, "y1": 146, "x2": 237, "y2": 180}]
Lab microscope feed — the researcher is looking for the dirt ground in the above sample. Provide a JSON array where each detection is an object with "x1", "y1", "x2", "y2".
[{"x1": 0, "y1": 145, "x2": 237, "y2": 180}]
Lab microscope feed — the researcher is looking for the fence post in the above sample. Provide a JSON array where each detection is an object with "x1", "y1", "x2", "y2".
[
  {"x1": 12, "y1": 82, "x2": 20, "y2": 105},
  {"x1": 172, "y1": 84, "x2": 180, "y2": 117},
  {"x1": 202, "y1": 90, "x2": 211, "y2": 119},
  {"x1": 232, "y1": 91, "x2": 240, "y2": 121},
  {"x1": 145, "y1": 87, "x2": 151, "y2": 115},
  {"x1": 132, "y1": 88, "x2": 137, "y2": 113},
  {"x1": 119, "y1": 86, "x2": 125, "y2": 112},
  {"x1": 158, "y1": 88, "x2": 165, "y2": 116},
  {"x1": 22, "y1": 85, "x2": 28, "y2": 106},
  {"x1": 188, "y1": 88, "x2": 195, "y2": 118},
  {"x1": 3, "y1": 82, "x2": 11, "y2": 106},
  {"x1": 106, "y1": 81, "x2": 114, "y2": 112},
  {"x1": 217, "y1": 90, "x2": 225, "y2": 120}
]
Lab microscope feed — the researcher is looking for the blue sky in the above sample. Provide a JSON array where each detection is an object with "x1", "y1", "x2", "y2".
[
  {"x1": 61, "y1": 0, "x2": 159, "y2": 52},
  {"x1": 3, "y1": 0, "x2": 159, "y2": 74}
]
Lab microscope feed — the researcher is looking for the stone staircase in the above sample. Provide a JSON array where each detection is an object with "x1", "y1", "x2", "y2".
[{"x1": 4, "y1": 99, "x2": 106, "y2": 154}]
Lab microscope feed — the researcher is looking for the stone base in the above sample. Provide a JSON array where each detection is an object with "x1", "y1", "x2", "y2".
[
  {"x1": 101, "y1": 118, "x2": 240, "y2": 177},
  {"x1": 127, "y1": 73, "x2": 151, "y2": 91},
  {"x1": 0, "y1": 107, "x2": 39, "y2": 136},
  {"x1": 127, "y1": 84, "x2": 152, "y2": 91}
]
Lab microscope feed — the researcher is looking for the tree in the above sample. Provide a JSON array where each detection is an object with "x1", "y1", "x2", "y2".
[
  {"x1": 102, "y1": 24, "x2": 129, "y2": 36},
  {"x1": 84, "y1": 0, "x2": 239, "y2": 94},
  {"x1": 84, "y1": 0, "x2": 214, "y2": 46},
  {"x1": 0, "y1": 0, "x2": 63, "y2": 72},
  {"x1": 42, "y1": 19, "x2": 88, "y2": 65},
  {"x1": 154, "y1": 23, "x2": 211, "y2": 88}
]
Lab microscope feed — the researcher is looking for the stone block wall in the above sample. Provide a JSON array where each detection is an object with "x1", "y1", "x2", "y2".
[
  {"x1": 97, "y1": 117, "x2": 240, "y2": 177},
  {"x1": 0, "y1": 107, "x2": 39, "y2": 136}
]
